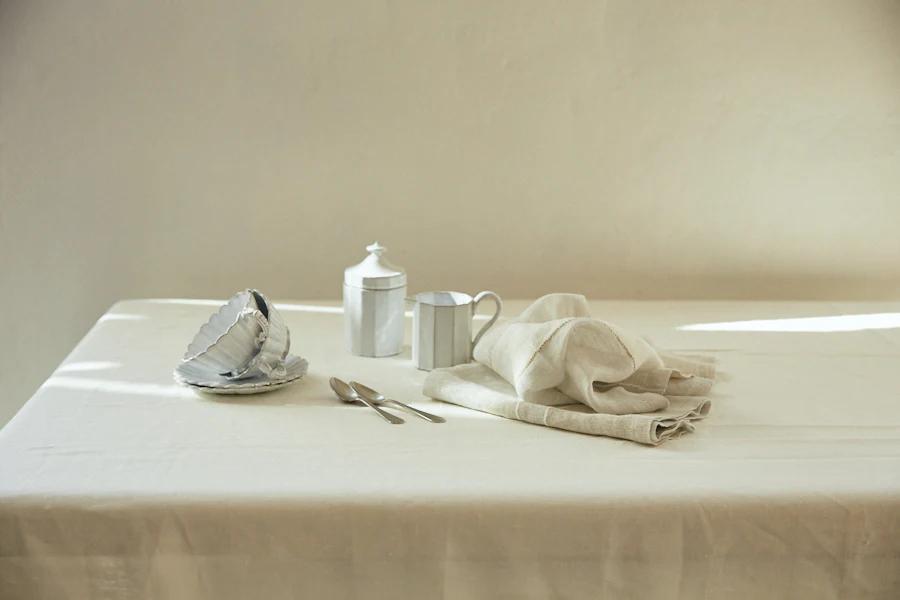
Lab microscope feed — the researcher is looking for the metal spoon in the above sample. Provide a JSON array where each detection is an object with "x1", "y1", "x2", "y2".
[
  {"x1": 349, "y1": 381, "x2": 446, "y2": 423},
  {"x1": 329, "y1": 377, "x2": 404, "y2": 424}
]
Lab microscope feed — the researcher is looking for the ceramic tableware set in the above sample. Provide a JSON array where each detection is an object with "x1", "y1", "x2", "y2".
[
  {"x1": 344, "y1": 242, "x2": 502, "y2": 369},
  {"x1": 174, "y1": 243, "x2": 502, "y2": 422},
  {"x1": 174, "y1": 289, "x2": 308, "y2": 394}
]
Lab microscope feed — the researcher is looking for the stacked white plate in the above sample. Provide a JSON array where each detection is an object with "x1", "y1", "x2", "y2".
[{"x1": 174, "y1": 289, "x2": 308, "y2": 394}]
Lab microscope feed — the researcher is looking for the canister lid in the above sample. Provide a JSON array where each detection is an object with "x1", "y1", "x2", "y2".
[{"x1": 344, "y1": 242, "x2": 407, "y2": 290}]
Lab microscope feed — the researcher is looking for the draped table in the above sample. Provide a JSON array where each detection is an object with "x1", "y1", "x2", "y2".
[{"x1": 2, "y1": 299, "x2": 899, "y2": 599}]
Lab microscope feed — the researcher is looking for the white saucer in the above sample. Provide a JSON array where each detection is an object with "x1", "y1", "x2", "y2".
[{"x1": 174, "y1": 355, "x2": 308, "y2": 395}]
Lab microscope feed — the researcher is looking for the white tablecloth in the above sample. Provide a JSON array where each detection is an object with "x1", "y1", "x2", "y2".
[{"x1": 2, "y1": 299, "x2": 899, "y2": 599}]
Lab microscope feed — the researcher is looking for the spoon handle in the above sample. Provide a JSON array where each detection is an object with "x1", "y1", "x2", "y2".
[
  {"x1": 358, "y1": 397, "x2": 405, "y2": 424},
  {"x1": 382, "y1": 399, "x2": 445, "y2": 423}
]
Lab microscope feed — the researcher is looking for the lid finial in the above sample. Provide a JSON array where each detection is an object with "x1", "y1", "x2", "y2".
[
  {"x1": 366, "y1": 241, "x2": 386, "y2": 256},
  {"x1": 345, "y1": 241, "x2": 405, "y2": 289}
]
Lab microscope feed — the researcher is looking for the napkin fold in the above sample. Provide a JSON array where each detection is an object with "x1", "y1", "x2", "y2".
[{"x1": 422, "y1": 294, "x2": 716, "y2": 444}]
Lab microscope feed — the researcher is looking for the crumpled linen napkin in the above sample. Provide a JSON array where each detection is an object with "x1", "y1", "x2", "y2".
[{"x1": 422, "y1": 294, "x2": 716, "y2": 444}]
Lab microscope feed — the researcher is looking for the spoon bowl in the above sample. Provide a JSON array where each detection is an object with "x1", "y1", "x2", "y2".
[{"x1": 329, "y1": 377, "x2": 404, "y2": 424}]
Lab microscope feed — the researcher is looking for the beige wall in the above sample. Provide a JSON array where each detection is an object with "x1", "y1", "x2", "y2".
[{"x1": 2, "y1": 0, "x2": 899, "y2": 423}]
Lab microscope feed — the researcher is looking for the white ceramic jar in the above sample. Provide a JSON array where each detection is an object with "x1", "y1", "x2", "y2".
[{"x1": 343, "y1": 242, "x2": 406, "y2": 357}]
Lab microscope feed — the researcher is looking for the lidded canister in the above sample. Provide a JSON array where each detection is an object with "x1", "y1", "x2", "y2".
[{"x1": 343, "y1": 242, "x2": 406, "y2": 357}]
